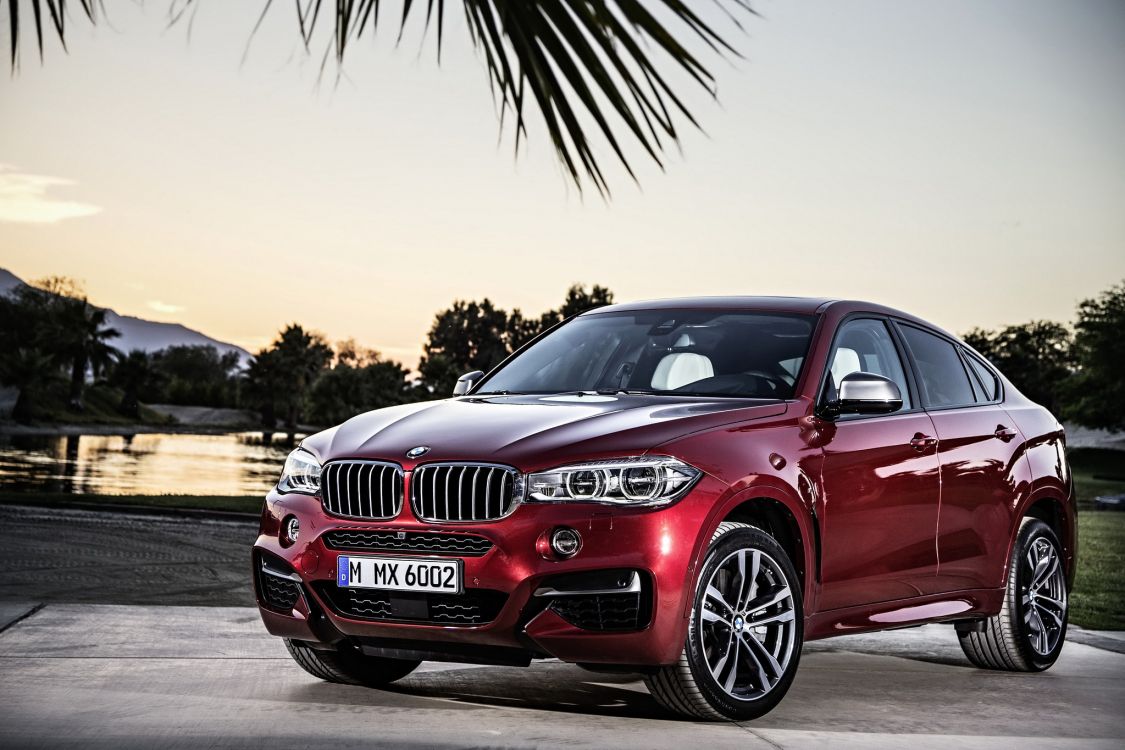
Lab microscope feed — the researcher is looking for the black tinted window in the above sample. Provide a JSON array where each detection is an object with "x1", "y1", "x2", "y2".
[
  {"x1": 899, "y1": 325, "x2": 976, "y2": 408},
  {"x1": 964, "y1": 351, "x2": 1001, "y2": 401},
  {"x1": 478, "y1": 311, "x2": 816, "y2": 399}
]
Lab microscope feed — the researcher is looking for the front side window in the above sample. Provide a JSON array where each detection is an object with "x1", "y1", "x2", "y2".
[
  {"x1": 476, "y1": 310, "x2": 817, "y2": 399},
  {"x1": 827, "y1": 318, "x2": 912, "y2": 410},
  {"x1": 899, "y1": 325, "x2": 976, "y2": 408}
]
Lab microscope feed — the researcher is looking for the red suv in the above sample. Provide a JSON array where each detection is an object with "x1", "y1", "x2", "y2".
[{"x1": 255, "y1": 297, "x2": 1074, "y2": 720}]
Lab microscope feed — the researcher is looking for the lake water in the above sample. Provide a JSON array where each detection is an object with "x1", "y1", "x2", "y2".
[{"x1": 0, "y1": 432, "x2": 306, "y2": 496}]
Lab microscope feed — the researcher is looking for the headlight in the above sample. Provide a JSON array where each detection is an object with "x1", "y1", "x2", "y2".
[
  {"x1": 526, "y1": 457, "x2": 701, "y2": 507},
  {"x1": 278, "y1": 448, "x2": 322, "y2": 494}
]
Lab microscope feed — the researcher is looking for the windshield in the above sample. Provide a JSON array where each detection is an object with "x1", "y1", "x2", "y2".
[{"x1": 476, "y1": 310, "x2": 817, "y2": 399}]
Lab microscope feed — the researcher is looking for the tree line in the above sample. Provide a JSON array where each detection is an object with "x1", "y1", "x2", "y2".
[
  {"x1": 248, "y1": 284, "x2": 614, "y2": 431},
  {"x1": 2, "y1": 277, "x2": 1121, "y2": 433},
  {"x1": 963, "y1": 281, "x2": 1125, "y2": 432},
  {"x1": 0, "y1": 278, "x2": 613, "y2": 430}
]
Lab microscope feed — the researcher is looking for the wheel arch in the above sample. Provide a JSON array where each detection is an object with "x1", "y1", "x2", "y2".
[
  {"x1": 1007, "y1": 489, "x2": 1077, "y2": 589},
  {"x1": 686, "y1": 482, "x2": 816, "y2": 617}
]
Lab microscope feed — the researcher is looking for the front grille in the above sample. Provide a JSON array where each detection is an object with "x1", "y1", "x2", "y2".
[
  {"x1": 550, "y1": 593, "x2": 643, "y2": 631},
  {"x1": 323, "y1": 529, "x2": 494, "y2": 557},
  {"x1": 411, "y1": 463, "x2": 520, "y2": 522},
  {"x1": 321, "y1": 460, "x2": 404, "y2": 520},
  {"x1": 314, "y1": 583, "x2": 507, "y2": 625}
]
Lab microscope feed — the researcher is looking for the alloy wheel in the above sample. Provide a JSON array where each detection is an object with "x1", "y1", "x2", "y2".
[
  {"x1": 1021, "y1": 536, "x2": 1067, "y2": 656},
  {"x1": 697, "y1": 547, "x2": 798, "y2": 700}
]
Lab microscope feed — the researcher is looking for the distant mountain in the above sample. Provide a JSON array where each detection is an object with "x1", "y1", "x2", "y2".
[{"x1": 0, "y1": 268, "x2": 253, "y2": 368}]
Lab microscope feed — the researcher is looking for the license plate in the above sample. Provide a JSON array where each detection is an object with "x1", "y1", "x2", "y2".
[{"x1": 336, "y1": 555, "x2": 462, "y2": 594}]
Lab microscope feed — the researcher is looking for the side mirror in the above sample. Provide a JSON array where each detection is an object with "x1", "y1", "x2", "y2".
[
  {"x1": 827, "y1": 372, "x2": 903, "y2": 416},
  {"x1": 453, "y1": 370, "x2": 485, "y2": 396}
]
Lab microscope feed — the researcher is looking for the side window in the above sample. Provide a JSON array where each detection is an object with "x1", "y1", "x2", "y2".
[
  {"x1": 899, "y1": 325, "x2": 976, "y2": 408},
  {"x1": 828, "y1": 318, "x2": 912, "y2": 411},
  {"x1": 963, "y1": 350, "x2": 1001, "y2": 402}
]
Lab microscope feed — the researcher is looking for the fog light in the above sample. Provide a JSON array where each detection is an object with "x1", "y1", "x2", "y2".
[
  {"x1": 282, "y1": 515, "x2": 300, "y2": 545},
  {"x1": 550, "y1": 527, "x2": 582, "y2": 558}
]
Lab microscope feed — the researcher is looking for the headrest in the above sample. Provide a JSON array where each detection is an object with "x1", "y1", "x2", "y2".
[
  {"x1": 831, "y1": 347, "x2": 861, "y2": 386},
  {"x1": 651, "y1": 352, "x2": 714, "y2": 391}
]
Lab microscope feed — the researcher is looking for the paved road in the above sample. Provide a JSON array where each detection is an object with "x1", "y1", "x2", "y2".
[
  {"x1": 0, "y1": 604, "x2": 1122, "y2": 749},
  {"x1": 1, "y1": 505, "x2": 1122, "y2": 748},
  {"x1": 0, "y1": 504, "x2": 256, "y2": 606}
]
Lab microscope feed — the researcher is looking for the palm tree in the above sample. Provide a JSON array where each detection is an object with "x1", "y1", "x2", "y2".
[
  {"x1": 109, "y1": 349, "x2": 160, "y2": 418},
  {"x1": 58, "y1": 300, "x2": 121, "y2": 411},
  {"x1": 3, "y1": 0, "x2": 752, "y2": 194},
  {"x1": 0, "y1": 348, "x2": 55, "y2": 423}
]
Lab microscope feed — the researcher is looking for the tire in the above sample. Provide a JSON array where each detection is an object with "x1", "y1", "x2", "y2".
[
  {"x1": 958, "y1": 517, "x2": 1068, "y2": 672},
  {"x1": 285, "y1": 639, "x2": 421, "y2": 687},
  {"x1": 645, "y1": 522, "x2": 804, "y2": 721}
]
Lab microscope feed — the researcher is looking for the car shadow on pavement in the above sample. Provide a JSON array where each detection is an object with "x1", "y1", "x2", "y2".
[
  {"x1": 277, "y1": 663, "x2": 668, "y2": 720},
  {"x1": 285, "y1": 649, "x2": 985, "y2": 722},
  {"x1": 803, "y1": 636, "x2": 977, "y2": 670},
  {"x1": 389, "y1": 663, "x2": 673, "y2": 720}
]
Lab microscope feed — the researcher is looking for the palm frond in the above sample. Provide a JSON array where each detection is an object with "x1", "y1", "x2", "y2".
[{"x1": 3, "y1": 0, "x2": 752, "y2": 194}]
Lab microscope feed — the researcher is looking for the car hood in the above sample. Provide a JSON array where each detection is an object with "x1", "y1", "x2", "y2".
[{"x1": 301, "y1": 394, "x2": 789, "y2": 473}]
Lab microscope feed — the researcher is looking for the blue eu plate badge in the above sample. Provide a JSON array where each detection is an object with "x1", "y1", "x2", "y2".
[{"x1": 337, "y1": 556, "x2": 349, "y2": 587}]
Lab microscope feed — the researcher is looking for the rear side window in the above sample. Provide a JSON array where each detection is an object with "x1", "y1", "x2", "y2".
[
  {"x1": 898, "y1": 325, "x2": 976, "y2": 408},
  {"x1": 964, "y1": 351, "x2": 1001, "y2": 401}
]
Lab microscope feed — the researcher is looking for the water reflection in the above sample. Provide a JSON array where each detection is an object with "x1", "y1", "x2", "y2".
[{"x1": 0, "y1": 432, "x2": 305, "y2": 496}]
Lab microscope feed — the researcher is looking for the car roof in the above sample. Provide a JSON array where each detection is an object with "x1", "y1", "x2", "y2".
[
  {"x1": 589, "y1": 295, "x2": 918, "y2": 317},
  {"x1": 585, "y1": 296, "x2": 835, "y2": 315},
  {"x1": 584, "y1": 296, "x2": 942, "y2": 334}
]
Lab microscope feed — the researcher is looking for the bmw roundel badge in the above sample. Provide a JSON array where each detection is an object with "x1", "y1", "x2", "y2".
[{"x1": 406, "y1": 446, "x2": 430, "y2": 459}]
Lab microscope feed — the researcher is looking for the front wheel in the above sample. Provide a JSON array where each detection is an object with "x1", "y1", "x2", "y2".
[
  {"x1": 646, "y1": 522, "x2": 803, "y2": 721},
  {"x1": 958, "y1": 517, "x2": 1068, "y2": 671},
  {"x1": 285, "y1": 639, "x2": 420, "y2": 687}
]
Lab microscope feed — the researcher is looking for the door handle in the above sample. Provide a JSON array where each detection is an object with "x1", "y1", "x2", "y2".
[
  {"x1": 909, "y1": 433, "x2": 937, "y2": 452},
  {"x1": 994, "y1": 425, "x2": 1018, "y2": 442}
]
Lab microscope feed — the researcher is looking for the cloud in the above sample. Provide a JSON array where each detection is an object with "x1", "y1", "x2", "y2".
[
  {"x1": 0, "y1": 164, "x2": 102, "y2": 223},
  {"x1": 147, "y1": 300, "x2": 185, "y2": 315}
]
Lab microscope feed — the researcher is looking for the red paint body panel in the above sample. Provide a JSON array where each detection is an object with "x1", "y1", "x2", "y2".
[
  {"x1": 929, "y1": 406, "x2": 1026, "y2": 591},
  {"x1": 815, "y1": 411, "x2": 942, "y2": 608},
  {"x1": 254, "y1": 297, "x2": 1076, "y2": 665}
]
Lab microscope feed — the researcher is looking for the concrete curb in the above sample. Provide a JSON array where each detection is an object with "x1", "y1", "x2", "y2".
[{"x1": 1068, "y1": 627, "x2": 1125, "y2": 655}]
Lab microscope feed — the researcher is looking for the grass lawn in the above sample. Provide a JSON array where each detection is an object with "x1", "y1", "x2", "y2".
[
  {"x1": 1071, "y1": 511, "x2": 1125, "y2": 630},
  {"x1": 1069, "y1": 448, "x2": 1125, "y2": 630}
]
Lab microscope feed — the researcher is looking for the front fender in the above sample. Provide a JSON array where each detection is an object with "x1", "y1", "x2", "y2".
[{"x1": 682, "y1": 479, "x2": 818, "y2": 619}]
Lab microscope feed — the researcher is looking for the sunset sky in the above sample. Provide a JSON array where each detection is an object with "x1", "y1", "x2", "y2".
[{"x1": 2, "y1": 0, "x2": 1123, "y2": 368}]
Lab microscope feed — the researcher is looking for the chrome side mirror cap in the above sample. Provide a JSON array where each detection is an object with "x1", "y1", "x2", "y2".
[
  {"x1": 453, "y1": 370, "x2": 485, "y2": 396},
  {"x1": 830, "y1": 371, "x2": 903, "y2": 416}
]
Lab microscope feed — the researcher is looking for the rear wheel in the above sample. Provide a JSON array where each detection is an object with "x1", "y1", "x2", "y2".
[
  {"x1": 646, "y1": 522, "x2": 803, "y2": 721},
  {"x1": 285, "y1": 639, "x2": 421, "y2": 686},
  {"x1": 958, "y1": 518, "x2": 1068, "y2": 671}
]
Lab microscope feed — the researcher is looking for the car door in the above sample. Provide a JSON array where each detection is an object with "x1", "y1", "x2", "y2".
[
  {"x1": 896, "y1": 323, "x2": 1023, "y2": 593},
  {"x1": 815, "y1": 317, "x2": 943, "y2": 611}
]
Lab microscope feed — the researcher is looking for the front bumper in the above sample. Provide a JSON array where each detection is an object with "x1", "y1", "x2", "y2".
[{"x1": 253, "y1": 477, "x2": 724, "y2": 667}]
